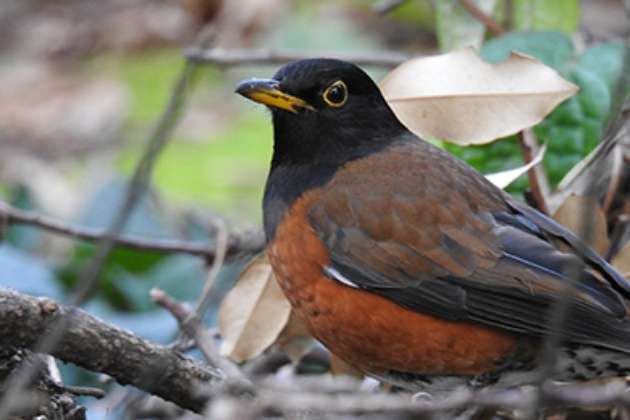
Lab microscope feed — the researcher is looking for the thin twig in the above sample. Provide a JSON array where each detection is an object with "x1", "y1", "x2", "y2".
[
  {"x1": 185, "y1": 48, "x2": 409, "y2": 68},
  {"x1": 519, "y1": 129, "x2": 550, "y2": 214},
  {"x1": 6, "y1": 286, "x2": 630, "y2": 416},
  {"x1": 458, "y1": 0, "x2": 505, "y2": 35},
  {"x1": 153, "y1": 220, "x2": 246, "y2": 382},
  {"x1": 0, "y1": 200, "x2": 264, "y2": 262},
  {"x1": 56, "y1": 385, "x2": 107, "y2": 399},
  {"x1": 70, "y1": 36, "x2": 212, "y2": 306},
  {"x1": 151, "y1": 288, "x2": 246, "y2": 384},
  {"x1": 192, "y1": 220, "x2": 230, "y2": 320}
]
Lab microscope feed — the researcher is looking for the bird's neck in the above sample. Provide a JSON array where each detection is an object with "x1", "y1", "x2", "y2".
[
  {"x1": 263, "y1": 111, "x2": 408, "y2": 241},
  {"x1": 263, "y1": 163, "x2": 338, "y2": 242}
]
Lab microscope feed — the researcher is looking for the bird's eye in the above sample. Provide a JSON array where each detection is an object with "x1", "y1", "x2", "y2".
[{"x1": 322, "y1": 80, "x2": 348, "y2": 107}]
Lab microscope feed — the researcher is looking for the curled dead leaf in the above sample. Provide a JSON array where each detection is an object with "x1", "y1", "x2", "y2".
[
  {"x1": 611, "y1": 242, "x2": 630, "y2": 279},
  {"x1": 485, "y1": 143, "x2": 547, "y2": 189},
  {"x1": 275, "y1": 311, "x2": 314, "y2": 364},
  {"x1": 552, "y1": 194, "x2": 610, "y2": 256},
  {"x1": 218, "y1": 253, "x2": 291, "y2": 363},
  {"x1": 380, "y1": 49, "x2": 578, "y2": 145}
]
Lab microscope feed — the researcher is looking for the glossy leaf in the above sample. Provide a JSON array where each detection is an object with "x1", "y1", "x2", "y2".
[
  {"x1": 481, "y1": 31, "x2": 574, "y2": 70},
  {"x1": 612, "y1": 242, "x2": 630, "y2": 279}
]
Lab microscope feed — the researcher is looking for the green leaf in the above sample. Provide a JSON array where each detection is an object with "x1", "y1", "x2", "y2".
[
  {"x1": 435, "y1": 0, "x2": 498, "y2": 51},
  {"x1": 481, "y1": 31, "x2": 574, "y2": 70},
  {"x1": 511, "y1": 0, "x2": 580, "y2": 33},
  {"x1": 445, "y1": 136, "x2": 527, "y2": 193},
  {"x1": 531, "y1": 67, "x2": 610, "y2": 184},
  {"x1": 56, "y1": 244, "x2": 169, "y2": 309},
  {"x1": 571, "y1": 67, "x2": 611, "y2": 120},
  {"x1": 577, "y1": 42, "x2": 626, "y2": 91}
]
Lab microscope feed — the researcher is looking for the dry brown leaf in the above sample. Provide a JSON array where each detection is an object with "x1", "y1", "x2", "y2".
[
  {"x1": 486, "y1": 143, "x2": 547, "y2": 189},
  {"x1": 380, "y1": 49, "x2": 578, "y2": 145},
  {"x1": 218, "y1": 253, "x2": 291, "y2": 363},
  {"x1": 275, "y1": 312, "x2": 314, "y2": 364},
  {"x1": 611, "y1": 242, "x2": 630, "y2": 279},
  {"x1": 552, "y1": 194, "x2": 609, "y2": 256}
]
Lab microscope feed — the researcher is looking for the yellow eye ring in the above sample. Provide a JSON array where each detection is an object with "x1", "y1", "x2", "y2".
[{"x1": 323, "y1": 80, "x2": 348, "y2": 107}]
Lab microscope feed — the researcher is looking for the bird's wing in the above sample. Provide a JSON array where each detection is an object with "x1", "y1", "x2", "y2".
[{"x1": 308, "y1": 142, "x2": 630, "y2": 352}]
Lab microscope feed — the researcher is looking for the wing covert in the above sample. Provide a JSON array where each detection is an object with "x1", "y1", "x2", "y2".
[{"x1": 307, "y1": 143, "x2": 630, "y2": 352}]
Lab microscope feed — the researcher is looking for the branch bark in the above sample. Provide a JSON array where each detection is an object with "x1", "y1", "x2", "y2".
[
  {"x1": 0, "y1": 288, "x2": 218, "y2": 413},
  {"x1": 519, "y1": 129, "x2": 549, "y2": 214},
  {"x1": 0, "y1": 200, "x2": 265, "y2": 264}
]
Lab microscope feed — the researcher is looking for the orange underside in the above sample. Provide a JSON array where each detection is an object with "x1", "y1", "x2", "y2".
[{"x1": 269, "y1": 191, "x2": 519, "y2": 376}]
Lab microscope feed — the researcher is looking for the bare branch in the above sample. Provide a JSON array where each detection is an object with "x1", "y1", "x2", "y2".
[
  {"x1": 4, "y1": 287, "x2": 630, "y2": 416},
  {"x1": 206, "y1": 377, "x2": 630, "y2": 418},
  {"x1": 0, "y1": 288, "x2": 218, "y2": 413},
  {"x1": 193, "y1": 220, "x2": 229, "y2": 320},
  {"x1": 57, "y1": 385, "x2": 106, "y2": 399},
  {"x1": 70, "y1": 29, "x2": 216, "y2": 305},
  {"x1": 0, "y1": 200, "x2": 264, "y2": 263},
  {"x1": 458, "y1": 0, "x2": 505, "y2": 35},
  {"x1": 185, "y1": 48, "x2": 409, "y2": 68},
  {"x1": 152, "y1": 288, "x2": 246, "y2": 383},
  {"x1": 519, "y1": 129, "x2": 550, "y2": 214}
]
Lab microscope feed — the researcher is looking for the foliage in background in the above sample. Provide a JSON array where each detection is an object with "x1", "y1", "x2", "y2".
[{"x1": 448, "y1": 34, "x2": 625, "y2": 189}]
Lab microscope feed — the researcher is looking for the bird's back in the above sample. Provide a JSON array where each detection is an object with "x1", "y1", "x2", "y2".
[{"x1": 305, "y1": 138, "x2": 630, "y2": 352}]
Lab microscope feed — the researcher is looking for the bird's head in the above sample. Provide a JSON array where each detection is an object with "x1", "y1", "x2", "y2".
[{"x1": 236, "y1": 58, "x2": 406, "y2": 168}]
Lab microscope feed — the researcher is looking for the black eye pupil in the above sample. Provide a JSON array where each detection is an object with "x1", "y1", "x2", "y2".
[{"x1": 327, "y1": 85, "x2": 345, "y2": 103}]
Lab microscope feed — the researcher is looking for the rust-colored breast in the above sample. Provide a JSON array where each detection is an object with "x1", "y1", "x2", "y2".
[{"x1": 268, "y1": 190, "x2": 520, "y2": 376}]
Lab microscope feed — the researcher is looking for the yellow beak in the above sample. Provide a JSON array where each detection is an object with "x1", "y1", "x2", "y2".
[{"x1": 235, "y1": 78, "x2": 314, "y2": 113}]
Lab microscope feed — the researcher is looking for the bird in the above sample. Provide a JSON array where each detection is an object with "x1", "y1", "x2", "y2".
[{"x1": 235, "y1": 58, "x2": 630, "y2": 392}]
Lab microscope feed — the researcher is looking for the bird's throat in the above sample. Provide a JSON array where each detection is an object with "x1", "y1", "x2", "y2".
[{"x1": 263, "y1": 163, "x2": 338, "y2": 242}]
